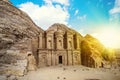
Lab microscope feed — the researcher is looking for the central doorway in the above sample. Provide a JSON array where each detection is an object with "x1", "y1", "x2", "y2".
[{"x1": 59, "y1": 56, "x2": 62, "y2": 64}]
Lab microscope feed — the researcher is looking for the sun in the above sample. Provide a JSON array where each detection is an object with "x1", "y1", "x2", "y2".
[{"x1": 94, "y1": 27, "x2": 120, "y2": 48}]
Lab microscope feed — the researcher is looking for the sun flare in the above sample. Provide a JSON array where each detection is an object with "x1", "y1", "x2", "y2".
[{"x1": 93, "y1": 27, "x2": 120, "y2": 48}]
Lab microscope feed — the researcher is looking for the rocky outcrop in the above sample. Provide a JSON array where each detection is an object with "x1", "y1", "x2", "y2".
[
  {"x1": 0, "y1": 0, "x2": 43, "y2": 76},
  {"x1": 81, "y1": 34, "x2": 105, "y2": 68},
  {"x1": 81, "y1": 34, "x2": 116, "y2": 68}
]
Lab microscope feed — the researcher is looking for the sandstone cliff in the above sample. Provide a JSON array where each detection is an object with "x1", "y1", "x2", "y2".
[
  {"x1": 0, "y1": 0, "x2": 43, "y2": 50},
  {"x1": 81, "y1": 34, "x2": 116, "y2": 68},
  {"x1": 0, "y1": 0, "x2": 43, "y2": 76},
  {"x1": 81, "y1": 34, "x2": 105, "y2": 67}
]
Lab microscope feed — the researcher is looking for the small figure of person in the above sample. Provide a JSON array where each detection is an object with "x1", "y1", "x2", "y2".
[{"x1": 27, "y1": 53, "x2": 37, "y2": 71}]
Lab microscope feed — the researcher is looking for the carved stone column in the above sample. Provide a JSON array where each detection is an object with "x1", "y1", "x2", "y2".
[{"x1": 55, "y1": 30, "x2": 64, "y2": 49}]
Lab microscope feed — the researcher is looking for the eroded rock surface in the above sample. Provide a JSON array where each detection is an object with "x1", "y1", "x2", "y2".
[{"x1": 0, "y1": 0, "x2": 43, "y2": 76}]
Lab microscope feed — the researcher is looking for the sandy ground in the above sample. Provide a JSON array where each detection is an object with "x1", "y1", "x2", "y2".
[{"x1": 18, "y1": 65, "x2": 120, "y2": 80}]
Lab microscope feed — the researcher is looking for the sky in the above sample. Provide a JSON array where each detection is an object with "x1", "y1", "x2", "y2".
[{"x1": 9, "y1": 0, "x2": 120, "y2": 48}]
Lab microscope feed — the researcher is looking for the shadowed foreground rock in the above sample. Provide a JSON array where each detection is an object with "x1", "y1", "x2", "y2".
[{"x1": 0, "y1": 0, "x2": 43, "y2": 76}]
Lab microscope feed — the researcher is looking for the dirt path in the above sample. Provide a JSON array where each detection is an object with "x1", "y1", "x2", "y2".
[{"x1": 18, "y1": 66, "x2": 120, "y2": 80}]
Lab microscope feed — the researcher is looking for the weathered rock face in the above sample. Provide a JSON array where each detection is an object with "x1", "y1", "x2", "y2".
[
  {"x1": 0, "y1": 0, "x2": 43, "y2": 76},
  {"x1": 81, "y1": 34, "x2": 105, "y2": 68},
  {"x1": 81, "y1": 34, "x2": 117, "y2": 68}
]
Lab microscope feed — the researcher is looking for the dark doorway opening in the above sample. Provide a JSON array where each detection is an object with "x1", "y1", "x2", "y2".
[{"x1": 59, "y1": 56, "x2": 62, "y2": 64}]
